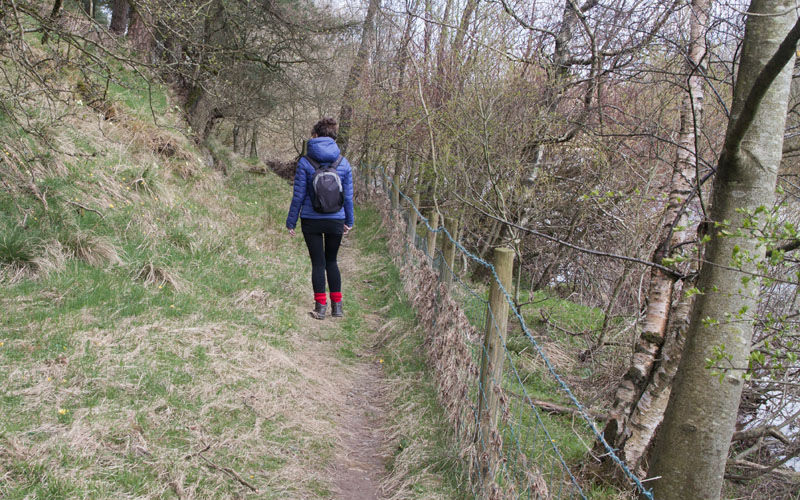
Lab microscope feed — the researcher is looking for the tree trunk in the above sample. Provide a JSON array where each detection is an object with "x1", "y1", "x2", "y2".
[
  {"x1": 423, "y1": 0, "x2": 432, "y2": 71},
  {"x1": 393, "y1": 6, "x2": 415, "y2": 184},
  {"x1": 82, "y1": 0, "x2": 94, "y2": 18},
  {"x1": 249, "y1": 125, "x2": 258, "y2": 158},
  {"x1": 49, "y1": 0, "x2": 63, "y2": 19},
  {"x1": 128, "y1": 4, "x2": 155, "y2": 57},
  {"x1": 479, "y1": 218, "x2": 501, "y2": 260},
  {"x1": 434, "y1": 0, "x2": 453, "y2": 81},
  {"x1": 233, "y1": 125, "x2": 241, "y2": 153},
  {"x1": 647, "y1": 2, "x2": 798, "y2": 498},
  {"x1": 626, "y1": 279, "x2": 693, "y2": 475},
  {"x1": 598, "y1": 0, "x2": 709, "y2": 476},
  {"x1": 186, "y1": 85, "x2": 223, "y2": 144},
  {"x1": 451, "y1": 0, "x2": 478, "y2": 68},
  {"x1": 534, "y1": 211, "x2": 581, "y2": 291},
  {"x1": 41, "y1": 0, "x2": 63, "y2": 44},
  {"x1": 337, "y1": 0, "x2": 380, "y2": 155},
  {"x1": 109, "y1": 0, "x2": 130, "y2": 35},
  {"x1": 524, "y1": 0, "x2": 597, "y2": 180}
]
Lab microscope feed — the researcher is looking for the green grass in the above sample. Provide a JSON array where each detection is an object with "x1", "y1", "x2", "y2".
[
  {"x1": 0, "y1": 229, "x2": 39, "y2": 266},
  {"x1": 0, "y1": 52, "x2": 341, "y2": 497},
  {"x1": 1, "y1": 100, "x2": 465, "y2": 500},
  {"x1": 0, "y1": 162, "x2": 330, "y2": 498},
  {"x1": 103, "y1": 56, "x2": 170, "y2": 119}
]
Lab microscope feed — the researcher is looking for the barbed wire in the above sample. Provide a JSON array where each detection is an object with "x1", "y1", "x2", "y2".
[{"x1": 371, "y1": 165, "x2": 655, "y2": 499}]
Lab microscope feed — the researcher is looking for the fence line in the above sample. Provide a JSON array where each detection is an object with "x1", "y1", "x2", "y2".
[{"x1": 363, "y1": 165, "x2": 654, "y2": 500}]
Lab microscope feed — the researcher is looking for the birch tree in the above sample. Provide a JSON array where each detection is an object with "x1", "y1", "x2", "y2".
[
  {"x1": 647, "y1": 2, "x2": 800, "y2": 498},
  {"x1": 599, "y1": 0, "x2": 710, "y2": 476}
]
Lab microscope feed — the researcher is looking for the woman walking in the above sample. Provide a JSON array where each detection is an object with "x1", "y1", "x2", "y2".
[{"x1": 286, "y1": 118, "x2": 354, "y2": 319}]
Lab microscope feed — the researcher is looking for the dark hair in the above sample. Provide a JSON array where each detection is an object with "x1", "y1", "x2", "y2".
[{"x1": 312, "y1": 117, "x2": 338, "y2": 140}]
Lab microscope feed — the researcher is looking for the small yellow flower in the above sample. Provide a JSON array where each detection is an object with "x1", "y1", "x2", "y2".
[
  {"x1": 158, "y1": 285, "x2": 163, "y2": 289},
  {"x1": 58, "y1": 408, "x2": 69, "y2": 415},
  {"x1": 109, "y1": 203, "x2": 114, "y2": 208},
  {"x1": 62, "y1": 379, "x2": 66, "y2": 383},
  {"x1": 379, "y1": 359, "x2": 384, "y2": 364},
  {"x1": 0, "y1": 341, "x2": 4, "y2": 347},
  {"x1": 47, "y1": 376, "x2": 52, "y2": 381},
  {"x1": 170, "y1": 304, "x2": 175, "y2": 308}
]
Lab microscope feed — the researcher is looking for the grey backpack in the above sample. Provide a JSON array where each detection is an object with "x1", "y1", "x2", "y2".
[{"x1": 307, "y1": 155, "x2": 344, "y2": 213}]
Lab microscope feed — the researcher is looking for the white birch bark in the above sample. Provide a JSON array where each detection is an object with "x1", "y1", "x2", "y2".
[
  {"x1": 601, "y1": 0, "x2": 709, "y2": 474},
  {"x1": 648, "y1": 1, "x2": 798, "y2": 497}
]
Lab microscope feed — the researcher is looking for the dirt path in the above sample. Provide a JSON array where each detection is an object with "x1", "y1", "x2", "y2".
[
  {"x1": 331, "y1": 360, "x2": 389, "y2": 499},
  {"x1": 319, "y1": 242, "x2": 391, "y2": 499}
]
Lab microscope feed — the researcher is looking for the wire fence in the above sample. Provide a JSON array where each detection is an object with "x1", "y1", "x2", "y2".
[{"x1": 363, "y1": 166, "x2": 653, "y2": 500}]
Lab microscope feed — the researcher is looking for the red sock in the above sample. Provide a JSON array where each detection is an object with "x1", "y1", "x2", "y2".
[
  {"x1": 330, "y1": 292, "x2": 342, "y2": 303},
  {"x1": 314, "y1": 293, "x2": 327, "y2": 305}
]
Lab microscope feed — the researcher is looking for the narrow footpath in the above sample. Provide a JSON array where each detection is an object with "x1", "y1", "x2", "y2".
[
  {"x1": 293, "y1": 238, "x2": 392, "y2": 499},
  {"x1": 331, "y1": 359, "x2": 388, "y2": 499}
]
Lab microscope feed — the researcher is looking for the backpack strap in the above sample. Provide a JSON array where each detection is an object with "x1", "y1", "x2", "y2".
[
  {"x1": 304, "y1": 156, "x2": 320, "y2": 170},
  {"x1": 305, "y1": 155, "x2": 343, "y2": 170}
]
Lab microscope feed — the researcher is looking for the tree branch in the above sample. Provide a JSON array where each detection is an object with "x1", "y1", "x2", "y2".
[
  {"x1": 455, "y1": 193, "x2": 686, "y2": 279},
  {"x1": 725, "y1": 13, "x2": 800, "y2": 155}
]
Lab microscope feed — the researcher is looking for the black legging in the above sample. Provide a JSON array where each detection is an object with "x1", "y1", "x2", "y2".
[{"x1": 301, "y1": 219, "x2": 343, "y2": 294}]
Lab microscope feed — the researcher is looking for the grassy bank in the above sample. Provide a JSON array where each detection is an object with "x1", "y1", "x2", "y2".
[{"x1": 1, "y1": 57, "x2": 468, "y2": 497}]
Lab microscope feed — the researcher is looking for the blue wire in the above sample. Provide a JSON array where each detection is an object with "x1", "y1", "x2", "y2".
[{"x1": 368, "y1": 165, "x2": 654, "y2": 500}]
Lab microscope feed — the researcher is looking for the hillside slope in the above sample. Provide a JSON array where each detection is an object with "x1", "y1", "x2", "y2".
[{"x1": 0, "y1": 63, "x2": 462, "y2": 498}]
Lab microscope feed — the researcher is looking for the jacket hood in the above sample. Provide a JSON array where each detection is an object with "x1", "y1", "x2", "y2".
[{"x1": 306, "y1": 137, "x2": 341, "y2": 163}]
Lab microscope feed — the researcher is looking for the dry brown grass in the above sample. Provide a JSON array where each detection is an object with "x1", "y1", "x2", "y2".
[
  {"x1": 60, "y1": 230, "x2": 123, "y2": 267},
  {"x1": 1, "y1": 303, "x2": 368, "y2": 497},
  {"x1": 0, "y1": 264, "x2": 35, "y2": 284},
  {"x1": 233, "y1": 289, "x2": 273, "y2": 310},
  {"x1": 134, "y1": 262, "x2": 184, "y2": 291},
  {"x1": 123, "y1": 117, "x2": 195, "y2": 162},
  {"x1": 378, "y1": 384, "x2": 457, "y2": 500},
  {"x1": 32, "y1": 239, "x2": 69, "y2": 275},
  {"x1": 0, "y1": 240, "x2": 68, "y2": 284}
]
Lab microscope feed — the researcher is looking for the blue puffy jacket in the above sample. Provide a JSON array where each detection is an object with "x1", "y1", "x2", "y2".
[{"x1": 285, "y1": 137, "x2": 354, "y2": 229}]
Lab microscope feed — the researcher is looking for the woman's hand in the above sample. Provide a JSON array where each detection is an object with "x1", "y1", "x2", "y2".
[
  {"x1": 288, "y1": 228, "x2": 296, "y2": 237},
  {"x1": 343, "y1": 225, "x2": 352, "y2": 235}
]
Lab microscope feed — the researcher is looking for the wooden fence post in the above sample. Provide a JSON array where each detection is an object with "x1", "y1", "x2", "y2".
[
  {"x1": 391, "y1": 174, "x2": 400, "y2": 210},
  {"x1": 442, "y1": 217, "x2": 459, "y2": 288},
  {"x1": 407, "y1": 193, "x2": 420, "y2": 246},
  {"x1": 426, "y1": 210, "x2": 439, "y2": 258},
  {"x1": 476, "y1": 247, "x2": 514, "y2": 494}
]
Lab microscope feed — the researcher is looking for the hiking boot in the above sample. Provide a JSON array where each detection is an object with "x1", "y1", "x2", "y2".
[
  {"x1": 331, "y1": 301, "x2": 343, "y2": 318},
  {"x1": 310, "y1": 302, "x2": 327, "y2": 320}
]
